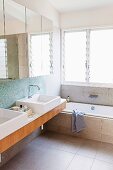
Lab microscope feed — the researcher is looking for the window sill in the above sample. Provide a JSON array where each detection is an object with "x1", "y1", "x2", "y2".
[{"x1": 62, "y1": 81, "x2": 113, "y2": 88}]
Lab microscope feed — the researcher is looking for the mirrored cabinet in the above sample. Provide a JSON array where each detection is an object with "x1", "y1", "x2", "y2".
[
  {"x1": 0, "y1": 0, "x2": 27, "y2": 79},
  {"x1": 0, "y1": 0, "x2": 4, "y2": 35},
  {"x1": 5, "y1": 0, "x2": 28, "y2": 79},
  {"x1": 0, "y1": 0, "x2": 53, "y2": 80},
  {"x1": 0, "y1": 0, "x2": 6, "y2": 79},
  {"x1": 26, "y1": 9, "x2": 53, "y2": 77}
]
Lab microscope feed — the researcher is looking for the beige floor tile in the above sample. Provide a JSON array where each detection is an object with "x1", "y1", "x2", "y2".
[
  {"x1": 32, "y1": 132, "x2": 84, "y2": 154},
  {"x1": 48, "y1": 134, "x2": 84, "y2": 154},
  {"x1": 91, "y1": 160, "x2": 113, "y2": 170},
  {"x1": 34, "y1": 147, "x2": 74, "y2": 170},
  {"x1": 45, "y1": 131, "x2": 84, "y2": 144},
  {"x1": 77, "y1": 139, "x2": 99, "y2": 158},
  {"x1": 96, "y1": 142, "x2": 113, "y2": 164},
  {"x1": 1, "y1": 142, "x2": 74, "y2": 170},
  {"x1": 67, "y1": 154, "x2": 94, "y2": 170},
  {"x1": 54, "y1": 141, "x2": 82, "y2": 153},
  {"x1": 2, "y1": 131, "x2": 113, "y2": 170}
]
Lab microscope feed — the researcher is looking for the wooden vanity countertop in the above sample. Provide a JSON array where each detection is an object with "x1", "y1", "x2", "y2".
[{"x1": 0, "y1": 101, "x2": 66, "y2": 153}]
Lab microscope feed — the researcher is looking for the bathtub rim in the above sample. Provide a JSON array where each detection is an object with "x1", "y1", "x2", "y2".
[{"x1": 62, "y1": 102, "x2": 113, "y2": 119}]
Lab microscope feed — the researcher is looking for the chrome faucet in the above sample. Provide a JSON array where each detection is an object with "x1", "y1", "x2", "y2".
[
  {"x1": 28, "y1": 85, "x2": 40, "y2": 98},
  {"x1": 89, "y1": 94, "x2": 98, "y2": 98}
]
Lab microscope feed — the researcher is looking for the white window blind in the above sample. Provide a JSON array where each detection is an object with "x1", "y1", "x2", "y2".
[
  {"x1": 90, "y1": 29, "x2": 113, "y2": 83},
  {"x1": 0, "y1": 39, "x2": 7, "y2": 78},
  {"x1": 64, "y1": 31, "x2": 86, "y2": 82},
  {"x1": 30, "y1": 33, "x2": 53, "y2": 77}
]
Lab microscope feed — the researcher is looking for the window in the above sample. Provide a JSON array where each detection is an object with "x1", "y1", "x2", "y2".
[
  {"x1": 64, "y1": 31, "x2": 86, "y2": 82},
  {"x1": 90, "y1": 29, "x2": 113, "y2": 83},
  {"x1": 63, "y1": 28, "x2": 113, "y2": 84},
  {"x1": 29, "y1": 33, "x2": 53, "y2": 77},
  {"x1": 0, "y1": 39, "x2": 7, "y2": 79}
]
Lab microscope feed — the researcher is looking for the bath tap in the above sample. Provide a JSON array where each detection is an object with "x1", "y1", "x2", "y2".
[
  {"x1": 28, "y1": 85, "x2": 40, "y2": 98},
  {"x1": 89, "y1": 94, "x2": 98, "y2": 98}
]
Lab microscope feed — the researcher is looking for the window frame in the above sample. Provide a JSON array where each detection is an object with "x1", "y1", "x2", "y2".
[
  {"x1": 29, "y1": 31, "x2": 53, "y2": 77},
  {"x1": 0, "y1": 38, "x2": 8, "y2": 79},
  {"x1": 61, "y1": 27, "x2": 113, "y2": 87}
]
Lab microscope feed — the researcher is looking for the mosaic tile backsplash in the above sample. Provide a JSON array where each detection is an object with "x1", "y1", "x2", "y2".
[{"x1": 0, "y1": 77, "x2": 46, "y2": 108}]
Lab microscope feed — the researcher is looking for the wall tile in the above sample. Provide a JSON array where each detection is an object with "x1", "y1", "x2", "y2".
[
  {"x1": 0, "y1": 77, "x2": 46, "y2": 108},
  {"x1": 61, "y1": 85, "x2": 113, "y2": 106},
  {"x1": 102, "y1": 118, "x2": 113, "y2": 136},
  {"x1": 84, "y1": 116, "x2": 101, "y2": 133},
  {"x1": 46, "y1": 113, "x2": 113, "y2": 143},
  {"x1": 102, "y1": 134, "x2": 113, "y2": 144}
]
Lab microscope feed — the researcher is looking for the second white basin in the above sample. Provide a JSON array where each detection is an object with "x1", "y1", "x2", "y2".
[
  {"x1": 16, "y1": 94, "x2": 61, "y2": 115},
  {"x1": 0, "y1": 108, "x2": 28, "y2": 139}
]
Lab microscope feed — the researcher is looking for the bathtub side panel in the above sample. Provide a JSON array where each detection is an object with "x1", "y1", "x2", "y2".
[
  {"x1": 46, "y1": 102, "x2": 113, "y2": 144},
  {"x1": 46, "y1": 113, "x2": 102, "y2": 142}
]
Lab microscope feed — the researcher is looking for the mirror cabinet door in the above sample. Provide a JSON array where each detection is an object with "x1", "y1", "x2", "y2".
[
  {"x1": 0, "y1": 0, "x2": 4, "y2": 35},
  {"x1": 0, "y1": 0, "x2": 28, "y2": 80},
  {"x1": 26, "y1": 8, "x2": 42, "y2": 77},
  {"x1": 5, "y1": 0, "x2": 26, "y2": 35},
  {"x1": 5, "y1": 0, "x2": 27, "y2": 79},
  {"x1": 0, "y1": 0, "x2": 53, "y2": 79},
  {"x1": 27, "y1": 13, "x2": 53, "y2": 77},
  {"x1": 0, "y1": 0, "x2": 6, "y2": 79},
  {"x1": 42, "y1": 16, "x2": 53, "y2": 75}
]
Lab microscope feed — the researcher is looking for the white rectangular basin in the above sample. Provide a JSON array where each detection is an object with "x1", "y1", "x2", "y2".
[
  {"x1": 0, "y1": 108, "x2": 27, "y2": 140},
  {"x1": 16, "y1": 94, "x2": 61, "y2": 115}
]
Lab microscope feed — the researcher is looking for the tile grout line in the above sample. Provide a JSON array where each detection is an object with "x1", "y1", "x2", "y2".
[
  {"x1": 93, "y1": 139, "x2": 113, "y2": 166},
  {"x1": 94, "y1": 158, "x2": 113, "y2": 165},
  {"x1": 50, "y1": 147, "x2": 78, "y2": 155},
  {"x1": 90, "y1": 149, "x2": 98, "y2": 170},
  {"x1": 45, "y1": 136, "x2": 85, "y2": 155},
  {"x1": 90, "y1": 157, "x2": 96, "y2": 170},
  {"x1": 64, "y1": 140, "x2": 89, "y2": 170},
  {"x1": 65, "y1": 153, "x2": 77, "y2": 170},
  {"x1": 40, "y1": 142, "x2": 79, "y2": 155}
]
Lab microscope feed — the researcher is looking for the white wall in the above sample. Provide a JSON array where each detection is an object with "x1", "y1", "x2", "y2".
[
  {"x1": 60, "y1": 5, "x2": 113, "y2": 29},
  {"x1": 61, "y1": 84, "x2": 113, "y2": 106}
]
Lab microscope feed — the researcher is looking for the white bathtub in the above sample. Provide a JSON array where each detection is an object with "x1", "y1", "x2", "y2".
[{"x1": 63, "y1": 102, "x2": 113, "y2": 119}]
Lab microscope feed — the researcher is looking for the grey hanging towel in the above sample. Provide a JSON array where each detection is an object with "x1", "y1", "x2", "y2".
[{"x1": 72, "y1": 110, "x2": 86, "y2": 133}]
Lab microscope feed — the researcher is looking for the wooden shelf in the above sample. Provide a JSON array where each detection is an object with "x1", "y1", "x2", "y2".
[{"x1": 0, "y1": 101, "x2": 66, "y2": 153}]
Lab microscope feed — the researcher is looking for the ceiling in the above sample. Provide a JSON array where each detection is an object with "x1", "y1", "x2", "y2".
[{"x1": 48, "y1": 0, "x2": 113, "y2": 13}]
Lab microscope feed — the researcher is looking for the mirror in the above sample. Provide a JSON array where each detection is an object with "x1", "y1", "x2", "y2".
[
  {"x1": 0, "y1": 0, "x2": 27, "y2": 79},
  {"x1": 0, "y1": 0, "x2": 6, "y2": 78},
  {"x1": 0, "y1": 0, "x2": 53, "y2": 79},
  {"x1": 27, "y1": 10, "x2": 53, "y2": 77},
  {"x1": 0, "y1": 0, "x2": 4, "y2": 36},
  {"x1": 5, "y1": 0, "x2": 27, "y2": 79},
  {"x1": 26, "y1": 8, "x2": 41, "y2": 77},
  {"x1": 42, "y1": 16, "x2": 53, "y2": 75},
  {"x1": 5, "y1": 0, "x2": 26, "y2": 35}
]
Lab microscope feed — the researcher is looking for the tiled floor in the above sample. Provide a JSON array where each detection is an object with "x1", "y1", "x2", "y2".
[{"x1": 1, "y1": 131, "x2": 113, "y2": 170}]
